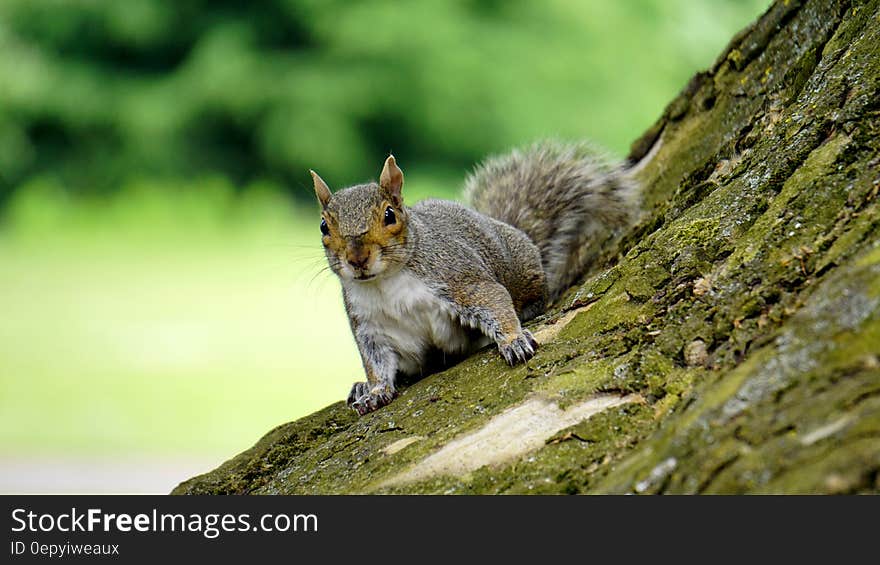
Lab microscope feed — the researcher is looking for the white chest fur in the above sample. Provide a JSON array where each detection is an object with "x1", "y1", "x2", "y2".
[{"x1": 343, "y1": 270, "x2": 473, "y2": 375}]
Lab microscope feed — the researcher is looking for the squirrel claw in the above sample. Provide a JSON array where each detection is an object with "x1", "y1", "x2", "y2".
[
  {"x1": 499, "y1": 329, "x2": 538, "y2": 366},
  {"x1": 347, "y1": 382, "x2": 397, "y2": 415},
  {"x1": 347, "y1": 382, "x2": 370, "y2": 405}
]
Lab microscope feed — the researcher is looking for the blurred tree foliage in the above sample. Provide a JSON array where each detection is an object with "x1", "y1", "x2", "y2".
[{"x1": 0, "y1": 0, "x2": 768, "y2": 206}]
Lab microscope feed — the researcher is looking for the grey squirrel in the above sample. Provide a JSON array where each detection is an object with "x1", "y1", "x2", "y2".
[{"x1": 310, "y1": 140, "x2": 639, "y2": 415}]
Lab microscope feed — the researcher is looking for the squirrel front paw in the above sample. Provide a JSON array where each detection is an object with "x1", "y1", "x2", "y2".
[
  {"x1": 498, "y1": 329, "x2": 538, "y2": 366},
  {"x1": 347, "y1": 381, "x2": 397, "y2": 415}
]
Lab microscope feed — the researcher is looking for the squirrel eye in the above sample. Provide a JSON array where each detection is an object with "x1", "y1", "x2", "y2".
[
  {"x1": 384, "y1": 206, "x2": 397, "y2": 226},
  {"x1": 320, "y1": 218, "x2": 329, "y2": 236}
]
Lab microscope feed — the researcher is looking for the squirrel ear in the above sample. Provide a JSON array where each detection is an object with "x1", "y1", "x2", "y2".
[
  {"x1": 379, "y1": 154, "x2": 404, "y2": 205},
  {"x1": 310, "y1": 169, "x2": 332, "y2": 208}
]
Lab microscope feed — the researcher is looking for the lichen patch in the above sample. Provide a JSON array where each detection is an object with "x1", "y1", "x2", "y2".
[
  {"x1": 532, "y1": 303, "x2": 597, "y2": 344},
  {"x1": 385, "y1": 393, "x2": 639, "y2": 486},
  {"x1": 799, "y1": 416, "x2": 852, "y2": 446},
  {"x1": 381, "y1": 436, "x2": 425, "y2": 455}
]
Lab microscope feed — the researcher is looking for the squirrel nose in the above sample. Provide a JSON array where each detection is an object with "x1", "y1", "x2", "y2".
[{"x1": 347, "y1": 250, "x2": 371, "y2": 270}]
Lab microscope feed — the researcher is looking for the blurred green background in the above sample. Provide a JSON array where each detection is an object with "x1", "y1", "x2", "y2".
[{"x1": 0, "y1": 0, "x2": 769, "y2": 492}]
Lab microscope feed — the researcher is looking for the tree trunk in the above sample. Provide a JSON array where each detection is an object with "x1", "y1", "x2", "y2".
[{"x1": 173, "y1": 0, "x2": 880, "y2": 495}]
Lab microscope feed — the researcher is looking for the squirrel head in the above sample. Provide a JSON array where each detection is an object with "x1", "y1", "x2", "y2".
[{"x1": 311, "y1": 155, "x2": 409, "y2": 282}]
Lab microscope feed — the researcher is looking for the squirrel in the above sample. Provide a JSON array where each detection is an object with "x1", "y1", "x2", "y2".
[{"x1": 310, "y1": 140, "x2": 640, "y2": 415}]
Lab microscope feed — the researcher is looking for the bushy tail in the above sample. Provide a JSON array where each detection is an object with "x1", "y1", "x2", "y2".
[{"x1": 464, "y1": 140, "x2": 639, "y2": 301}]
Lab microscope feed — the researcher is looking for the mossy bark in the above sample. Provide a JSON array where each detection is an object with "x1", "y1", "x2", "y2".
[{"x1": 173, "y1": 0, "x2": 880, "y2": 495}]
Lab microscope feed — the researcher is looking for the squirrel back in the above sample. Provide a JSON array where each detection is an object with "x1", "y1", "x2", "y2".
[{"x1": 464, "y1": 140, "x2": 639, "y2": 301}]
